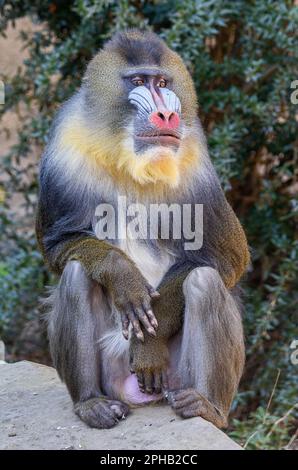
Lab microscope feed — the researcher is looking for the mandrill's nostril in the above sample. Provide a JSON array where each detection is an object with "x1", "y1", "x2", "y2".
[
  {"x1": 149, "y1": 110, "x2": 180, "y2": 130},
  {"x1": 157, "y1": 111, "x2": 165, "y2": 120}
]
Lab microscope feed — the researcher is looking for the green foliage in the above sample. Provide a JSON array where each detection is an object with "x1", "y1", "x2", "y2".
[
  {"x1": 230, "y1": 403, "x2": 298, "y2": 450},
  {"x1": 0, "y1": 0, "x2": 297, "y2": 449},
  {"x1": 0, "y1": 242, "x2": 46, "y2": 338}
]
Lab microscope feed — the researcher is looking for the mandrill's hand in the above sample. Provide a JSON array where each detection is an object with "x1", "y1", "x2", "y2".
[
  {"x1": 129, "y1": 334, "x2": 169, "y2": 394},
  {"x1": 104, "y1": 252, "x2": 159, "y2": 342},
  {"x1": 129, "y1": 272, "x2": 184, "y2": 395}
]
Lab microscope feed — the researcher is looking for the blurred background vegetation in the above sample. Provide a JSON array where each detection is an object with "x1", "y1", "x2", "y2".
[{"x1": 0, "y1": 0, "x2": 297, "y2": 450}]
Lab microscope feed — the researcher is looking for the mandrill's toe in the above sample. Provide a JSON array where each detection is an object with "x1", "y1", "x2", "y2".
[
  {"x1": 74, "y1": 397, "x2": 130, "y2": 429},
  {"x1": 166, "y1": 388, "x2": 227, "y2": 429}
]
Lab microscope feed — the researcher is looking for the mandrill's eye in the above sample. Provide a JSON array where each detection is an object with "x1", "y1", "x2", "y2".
[
  {"x1": 132, "y1": 77, "x2": 145, "y2": 87},
  {"x1": 157, "y1": 78, "x2": 167, "y2": 88}
]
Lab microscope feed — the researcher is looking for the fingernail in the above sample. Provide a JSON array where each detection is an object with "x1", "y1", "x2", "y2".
[
  {"x1": 149, "y1": 328, "x2": 156, "y2": 336},
  {"x1": 165, "y1": 391, "x2": 174, "y2": 403},
  {"x1": 151, "y1": 291, "x2": 160, "y2": 298}
]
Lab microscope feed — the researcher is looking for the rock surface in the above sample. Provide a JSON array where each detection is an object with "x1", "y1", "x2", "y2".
[{"x1": 0, "y1": 361, "x2": 241, "y2": 450}]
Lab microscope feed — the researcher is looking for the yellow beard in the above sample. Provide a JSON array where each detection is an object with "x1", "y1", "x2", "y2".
[
  {"x1": 59, "y1": 120, "x2": 201, "y2": 190},
  {"x1": 119, "y1": 139, "x2": 180, "y2": 187}
]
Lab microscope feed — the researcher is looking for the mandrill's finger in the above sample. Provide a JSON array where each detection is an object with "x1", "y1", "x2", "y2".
[
  {"x1": 142, "y1": 299, "x2": 158, "y2": 329},
  {"x1": 121, "y1": 314, "x2": 130, "y2": 340},
  {"x1": 134, "y1": 307, "x2": 156, "y2": 337},
  {"x1": 147, "y1": 285, "x2": 160, "y2": 299},
  {"x1": 150, "y1": 290, "x2": 160, "y2": 299},
  {"x1": 147, "y1": 309, "x2": 158, "y2": 329},
  {"x1": 137, "y1": 372, "x2": 145, "y2": 393},
  {"x1": 165, "y1": 390, "x2": 176, "y2": 405},
  {"x1": 128, "y1": 310, "x2": 144, "y2": 342},
  {"x1": 153, "y1": 372, "x2": 162, "y2": 394},
  {"x1": 143, "y1": 371, "x2": 153, "y2": 394},
  {"x1": 161, "y1": 370, "x2": 169, "y2": 391}
]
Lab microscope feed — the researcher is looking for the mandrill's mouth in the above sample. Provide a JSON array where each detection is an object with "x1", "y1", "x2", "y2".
[{"x1": 135, "y1": 130, "x2": 181, "y2": 148}]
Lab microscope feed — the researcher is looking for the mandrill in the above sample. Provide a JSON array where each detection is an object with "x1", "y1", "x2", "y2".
[{"x1": 36, "y1": 30, "x2": 250, "y2": 429}]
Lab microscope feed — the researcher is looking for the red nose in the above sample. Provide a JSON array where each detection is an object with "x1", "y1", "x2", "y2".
[{"x1": 149, "y1": 110, "x2": 180, "y2": 130}]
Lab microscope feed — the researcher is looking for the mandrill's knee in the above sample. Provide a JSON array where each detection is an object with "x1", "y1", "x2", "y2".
[{"x1": 183, "y1": 266, "x2": 224, "y2": 297}]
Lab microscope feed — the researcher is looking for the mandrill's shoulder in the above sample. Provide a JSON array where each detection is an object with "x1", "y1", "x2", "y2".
[
  {"x1": 43, "y1": 88, "x2": 86, "y2": 151},
  {"x1": 39, "y1": 88, "x2": 103, "y2": 185}
]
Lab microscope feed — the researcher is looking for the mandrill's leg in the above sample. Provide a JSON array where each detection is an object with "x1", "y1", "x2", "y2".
[
  {"x1": 47, "y1": 261, "x2": 130, "y2": 429},
  {"x1": 168, "y1": 267, "x2": 245, "y2": 429}
]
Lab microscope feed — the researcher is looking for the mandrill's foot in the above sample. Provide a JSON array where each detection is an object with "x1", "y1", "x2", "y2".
[
  {"x1": 74, "y1": 397, "x2": 130, "y2": 429},
  {"x1": 166, "y1": 388, "x2": 227, "y2": 429}
]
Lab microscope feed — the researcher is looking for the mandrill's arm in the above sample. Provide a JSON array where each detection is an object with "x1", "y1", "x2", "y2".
[
  {"x1": 208, "y1": 201, "x2": 250, "y2": 289},
  {"x1": 36, "y1": 177, "x2": 158, "y2": 341}
]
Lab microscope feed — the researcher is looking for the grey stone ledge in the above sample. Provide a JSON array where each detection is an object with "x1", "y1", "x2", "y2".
[{"x1": 0, "y1": 360, "x2": 242, "y2": 450}]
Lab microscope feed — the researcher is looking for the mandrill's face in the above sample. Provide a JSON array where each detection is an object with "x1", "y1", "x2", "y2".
[{"x1": 124, "y1": 68, "x2": 182, "y2": 153}]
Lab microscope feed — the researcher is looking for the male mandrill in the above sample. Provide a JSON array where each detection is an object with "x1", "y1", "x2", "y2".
[{"x1": 36, "y1": 30, "x2": 250, "y2": 430}]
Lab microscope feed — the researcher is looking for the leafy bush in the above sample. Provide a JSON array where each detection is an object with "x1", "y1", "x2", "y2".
[{"x1": 0, "y1": 0, "x2": 297, "y2": 449}]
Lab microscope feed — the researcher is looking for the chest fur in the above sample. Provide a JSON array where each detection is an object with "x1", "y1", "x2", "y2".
[{"x1": 93, "y1": 196, "x2": 175, "y2": 288}]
